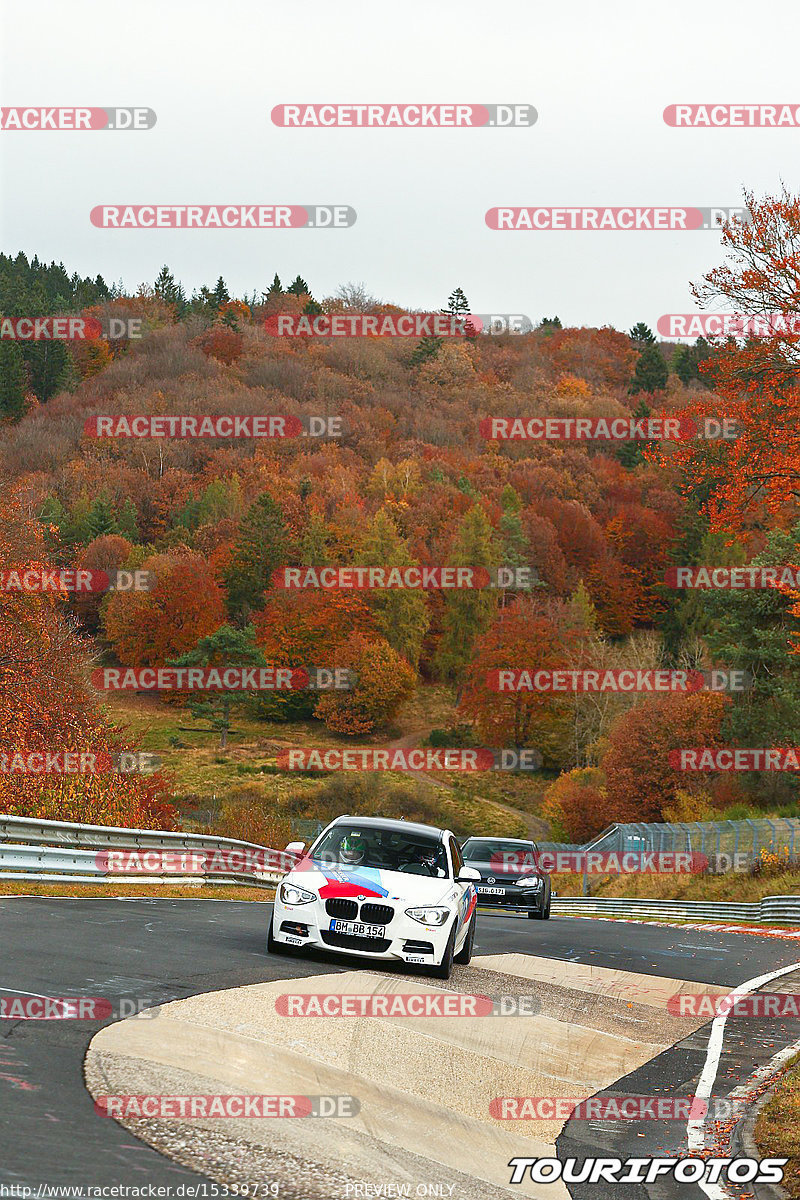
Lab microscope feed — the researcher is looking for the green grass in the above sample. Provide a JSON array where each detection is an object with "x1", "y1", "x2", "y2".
[
  {"x1": 102, "y1": 690, "x2": 530, "y2": 840},
  {"x1": 756, "y1": 1052, "x2": 800, "y2": 1197}
]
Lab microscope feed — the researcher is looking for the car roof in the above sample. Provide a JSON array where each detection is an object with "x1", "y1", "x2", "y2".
[
  {"x1": 325, "y1": 814, "x2": 447, "y2": 840},
  {"x1": 462, "y1": 836, "x2": 536, "y2": 844}
]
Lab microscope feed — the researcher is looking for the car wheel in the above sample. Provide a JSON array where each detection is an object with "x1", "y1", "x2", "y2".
[
  {"x1": 542, "y1": 894, "x2": 551, "y2": 919},
  {"x1": 454, "y1": 912, "x2": 475, "y2": 965},
  {"x1": 430, "y1": 921, "x2": 457, "y2": 979}
]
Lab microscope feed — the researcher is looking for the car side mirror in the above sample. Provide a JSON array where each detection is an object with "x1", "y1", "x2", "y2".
[
  {"x1": 285, "y1": 841, "x2": 306, "y2": 854},
  {"x1": 457, "y1": 866, "x2": 481, "y2": 882}
]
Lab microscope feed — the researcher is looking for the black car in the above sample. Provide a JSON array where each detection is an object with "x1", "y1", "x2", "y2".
[{"x1": 460, "y1": 836, "x2": 551, "y2": 919}]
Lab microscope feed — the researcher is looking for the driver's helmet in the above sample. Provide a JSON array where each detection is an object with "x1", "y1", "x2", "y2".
[
  {"x1": 415, "y1": 846, "x2": 442, "y2": 874},
  {"x1": 339, "y1": 833, "x2": 366, "y2": 866}
]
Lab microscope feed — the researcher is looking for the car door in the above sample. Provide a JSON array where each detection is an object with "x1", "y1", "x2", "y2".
[{"x1": 449, "y1": 835, "x2": 475, "y2": 934}]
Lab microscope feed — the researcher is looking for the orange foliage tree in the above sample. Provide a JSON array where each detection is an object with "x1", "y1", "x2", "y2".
[
  {"x1": 600, "y1": 692, "x2": 728, "y2": 824},
  {"x1": 103, "y1": 549, "x2": 225, "y2": 666},
  {"x1": 459, "y1": 599, "x2": 579, "y2": 758},
  {"x1": 314, "y1": 632, "x2": 415, "y2": 734},
  {"x1": 657, "y1": 189, "x2": 800, "y2": 532},
  {"x1": 0, "y1": 489, "x2": 176, "y2": 827}
]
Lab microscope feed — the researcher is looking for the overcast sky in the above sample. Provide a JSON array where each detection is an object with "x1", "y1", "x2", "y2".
[{"x1": 1, "y1": 0, "x2": 795, "y2": 332}]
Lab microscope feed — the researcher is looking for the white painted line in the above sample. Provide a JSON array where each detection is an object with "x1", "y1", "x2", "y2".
[{"x1": 687, "y1": 959, "x2": 800, "y2": 1199}]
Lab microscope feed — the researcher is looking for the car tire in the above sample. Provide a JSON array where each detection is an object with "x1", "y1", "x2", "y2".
[
  {"x1": 430, "y1": 921, "x2": 457, "y2": 980},
  {"x1": 454, "y1": 911, "x2": 475, "y2": 965},
  {"x1": 528, "y1": 895, "x2": 549, "y2": 919}
]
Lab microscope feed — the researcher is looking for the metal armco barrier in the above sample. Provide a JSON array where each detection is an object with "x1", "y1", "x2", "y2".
[
  {"x1": 0, "y1": 814, "x2": 286, "y2": 885},
  {"x1": 551, "y1": 895, "x2": 800, "y2": 924}
]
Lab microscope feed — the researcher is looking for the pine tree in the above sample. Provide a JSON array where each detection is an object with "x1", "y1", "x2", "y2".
[
  {"x1": 117, "y1": 498, "x2": 141, "y2": 542},
  {"x1": 434, "y1": 505, "x2": 500, "y2": 690},
  {"x1": 167, "y1": 624, "x2": 268, "y2": 750},
  {"x1": 538, "y1": 316, "x2": 562, "y2": 333},
  {"x1": 616, "y1": 396, "x2": 652, "y2": 467},
  {"x1": 62, "y1": 495, "x2": 94, "y2": 547},
  {"x1": 630, "y1": 343, "x2": 668, "y2": 394},
  {"x1": 629, "y1": 322, "x2": 656, "y2": 346},
  {"x1": 360, "y1": 509, "x2": 430, "y2": 668},
  {"x1": 263, "y1": 273, "x2": 283, "y2": 300},
  {"x1": 223, "y1": 493, "x2": 289, "y2": 618},
  {"x1": 86, "y1": 495, "x2": 119, "y2": 540},
  {"x1": 300, "y1": 512, "x2": 332, "y2": 566},
  {"x1": 0, "y1": 340, "x2": 28, "y2": 421},
  {"x1": 672, "y1": 337, "x2": 711, "y2": 384},
  {"x1": 498, "y1": 486, "x2": 531, "y2": 598},
  {"x1": 286, "y1": 275, "x2": 310, "y2": 296},
  {"x1": 568, "y1": 580, "x2": 600, "y2": 635},
  {"x1": 212, "y1": 277, "x2": 230, "y2": 308},
  {"x1": 154, "y1": 265, "x2": 186, "y2": 313},
  {"x1": 21, "y1": 340, "x2": 72, "y2": 402},
  {"x1": 445, "y1": 287, "x2": 470, "y2": 316}
]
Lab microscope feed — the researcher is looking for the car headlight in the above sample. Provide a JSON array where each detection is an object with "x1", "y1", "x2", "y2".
[
  {"x1": 405, "y1": 906, "x2": 450, "y2": 926},
  {"x1": 516, "y1": 876, "x2": 543, "y2": 888},
  {"x1": 280, "y1": 882, "x2": 316, "y2": 905}
]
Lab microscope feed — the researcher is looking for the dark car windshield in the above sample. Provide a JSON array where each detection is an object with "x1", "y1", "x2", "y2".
[
  {"x1": 310, "y1": 825, "x2": 449, "y2": 878},
  {"x1": 461, "y1": 839, "x2": 537, "y2": 874}
]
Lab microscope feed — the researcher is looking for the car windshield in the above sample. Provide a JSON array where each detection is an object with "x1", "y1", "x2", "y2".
[
  {"x1": 310, "y1": 825, "x2": 449, "y2": 878},
  {"x1": 461, "y1": 839, "x2": 537, "y2": 874}
]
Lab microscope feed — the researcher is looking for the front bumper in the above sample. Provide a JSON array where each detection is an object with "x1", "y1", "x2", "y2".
[
  {"x1": 475, "y1": 885, "x2": 544, "y2": 912},
  {"x1": 271, "y1": 893, "x2": 455, "y2": 966}
]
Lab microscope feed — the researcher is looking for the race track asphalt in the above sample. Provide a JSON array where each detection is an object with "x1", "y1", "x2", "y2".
[{"x1": 1, "y1": 897, "x2": 799, "y2": 1194}]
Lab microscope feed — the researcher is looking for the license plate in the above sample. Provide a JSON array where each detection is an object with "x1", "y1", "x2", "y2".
[
  {"x1": 477, "y1": 886, "x2": 505, "y2": 896},
  {"x1": 329, "y1": 919, "x2": 385, "y2": 937}
]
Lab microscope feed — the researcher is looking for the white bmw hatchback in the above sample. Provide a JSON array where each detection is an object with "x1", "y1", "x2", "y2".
[{"x1": 268, "y1": 815, "x2": 480, "y2": 979}]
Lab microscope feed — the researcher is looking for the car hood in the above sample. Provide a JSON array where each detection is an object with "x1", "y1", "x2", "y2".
[{"x1": 285, "y1": 859, "x2": 458, "y2": 906}]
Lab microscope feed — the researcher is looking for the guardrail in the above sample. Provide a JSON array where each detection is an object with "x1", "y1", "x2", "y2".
[
  {"x1": 551, "y1": 895, "x2": 800, "y2": 924},
  {"x1": 0, "y1": 814, "x2": 288, "y2": 886}
]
